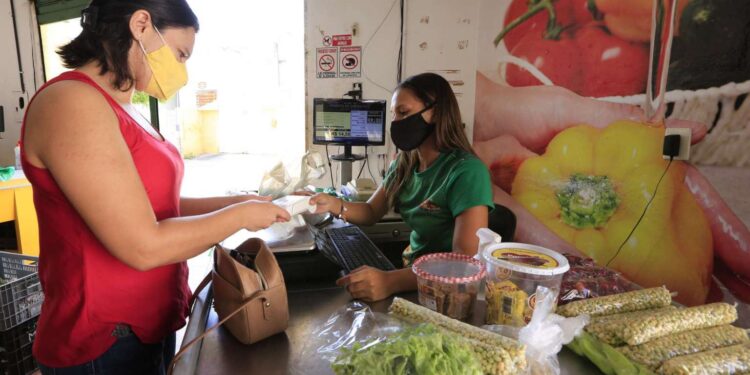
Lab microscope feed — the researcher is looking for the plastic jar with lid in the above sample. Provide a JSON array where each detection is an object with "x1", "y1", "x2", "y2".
[
  {"x1": 412, "y1": 252, "x2": 486, "y2": 321},
  {"x1": 482, "y1": 242, "x2": 569, "y2": 327}
]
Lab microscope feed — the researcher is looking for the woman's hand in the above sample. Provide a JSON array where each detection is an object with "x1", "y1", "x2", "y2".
[
  {"x1": 240, "y1": 201, "x2": 291, "y2": 231},
  {"x1": 309, "y1": 193, "x2": 343, "y2": 215},
  {"x1": 336, "y1": 266, "x2": 393, "y2": 302}
]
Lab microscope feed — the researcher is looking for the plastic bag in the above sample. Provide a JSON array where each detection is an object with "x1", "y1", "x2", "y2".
[
  {"x1": 304, "y1": 302, "x2": 496, "y2": 375},
  {"x1": 484, "y1": 286, "x2": 589, "y2": 375},
  {"x1": 659, "y1": 343, "x2": 750, "y2": 375},
  {"x1": 301, "y1": 302, "x2": 407, "y2": 367},
  {"x1": 618, "y1": 325, "x2": 750, "y2": 370},
  {"x1": 306, "y1": 302, "x2": 399, "y2": 363},
  {"x1": 558, "y1": 254, "x2": 640, "y2": 305},
  {"x1": 258, "y1": 151, "x2": 326, "y2": 198}
]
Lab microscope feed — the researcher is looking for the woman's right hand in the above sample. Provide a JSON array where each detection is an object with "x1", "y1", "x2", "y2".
[
  {"x1": 309, "y1": 193, "x2": 342, "y2": 215},
  {"x1": 240, "y1": 201, "x2": 291, "y2": 231}
]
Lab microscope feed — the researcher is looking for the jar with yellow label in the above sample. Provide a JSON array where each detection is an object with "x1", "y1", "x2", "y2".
[{"x1": 482, "y1": 243, "x2": 570, "y2": 327}]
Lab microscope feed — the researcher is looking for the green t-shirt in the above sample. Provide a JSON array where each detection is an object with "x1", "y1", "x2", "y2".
[{"x1": 385, "y1": 150, "x2": 494, "y2": 266}]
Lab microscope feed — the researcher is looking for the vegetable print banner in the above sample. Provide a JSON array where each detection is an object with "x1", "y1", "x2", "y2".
[{"x1": 474, "y1": 0, "x2": 750, "y2": 307}]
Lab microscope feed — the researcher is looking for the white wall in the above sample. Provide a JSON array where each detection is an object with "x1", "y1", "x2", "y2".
[
  {"x1": 0, "y1": 0, "x2": 43, "y2": 167},
  {"x1": 304, "y1": 0, "x2": 481, "y2": 188},
  {"x1": 402, "y1": 0, "x2": 479, "y2": 140},
  {"x1": 305, "y1": 0, "x2": 402, "y2": 188}
]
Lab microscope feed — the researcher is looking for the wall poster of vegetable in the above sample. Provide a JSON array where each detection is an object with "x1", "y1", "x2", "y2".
[{"x1": 473, "y1": 0, "x2": 750, "y2": 308}]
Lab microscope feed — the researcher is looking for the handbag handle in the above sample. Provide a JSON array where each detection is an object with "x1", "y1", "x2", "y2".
[
  {"x1": 168, "y1": 284, "x2": 266, "y2": 375},
  {"x1": 188, "y1": 273, "x2": 213, "y2": 310}
]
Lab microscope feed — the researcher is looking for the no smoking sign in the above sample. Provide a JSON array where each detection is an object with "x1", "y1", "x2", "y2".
[
  {"x1": 315, "y1": 46, "x2": 362, "y2": 79},
  {"x1": 316, "y1": 47, "x2": 338, "y2": 78},
  {"x1": 319, "y1": 54, "x2": 335, "y2": 71}
]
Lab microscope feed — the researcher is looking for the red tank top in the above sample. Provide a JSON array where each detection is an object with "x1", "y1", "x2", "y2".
[{"x1": 21, "y1": 71, "x2": 190, "y2": 367}]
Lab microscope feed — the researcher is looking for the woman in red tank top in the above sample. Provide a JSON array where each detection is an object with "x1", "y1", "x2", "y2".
[{"x1": 21, "y1": 1, "x2": 290, "y2": 373}]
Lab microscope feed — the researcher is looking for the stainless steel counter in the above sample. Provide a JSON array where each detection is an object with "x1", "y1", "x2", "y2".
[
  {"x1": 176, "y1": 218, "x2": 601, "y2": 374},
  {"x1": 176, "y1": 284, "x2": 602, "y2": 374}
]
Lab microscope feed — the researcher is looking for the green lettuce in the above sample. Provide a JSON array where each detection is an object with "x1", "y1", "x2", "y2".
[{"x1": 332, "y1": 324, "x2": 483, "y2": 375}]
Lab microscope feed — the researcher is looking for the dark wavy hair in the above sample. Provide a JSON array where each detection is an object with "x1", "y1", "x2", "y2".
[{"x1": 58, "y1": 0, "x2": 199, "y2": 91}]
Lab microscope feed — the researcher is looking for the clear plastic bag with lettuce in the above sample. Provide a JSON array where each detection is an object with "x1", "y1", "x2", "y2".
[
  {"x1": 308, "y1": 293, "x2": 590, "y2": 375},
  {"x1": 308, "y1": 302, "x2": 483, "y2": 375},
  {"x1": 332, "y1": 324, "x2": 484, "y2": 375}
]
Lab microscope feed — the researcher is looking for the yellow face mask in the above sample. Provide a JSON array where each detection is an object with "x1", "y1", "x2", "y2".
[{"x1": 138, "y1": 27, "x2": 188, "y2": 101}]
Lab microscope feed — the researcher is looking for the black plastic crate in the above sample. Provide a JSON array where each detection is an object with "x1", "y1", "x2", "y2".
[
  {"x1": 0, "y1": 253, "x2": 43, "y2": 331},
  {"x1": 0, "y1": 318, "x2": 36, "y2": 353},
  {"x1": 0, "y1": 342, "x2": 37, "y2": 375}
]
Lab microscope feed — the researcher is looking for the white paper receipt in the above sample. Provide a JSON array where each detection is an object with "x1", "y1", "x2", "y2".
[{"x1": 273, "y1": 195, "x2": 317, "y2": 217}]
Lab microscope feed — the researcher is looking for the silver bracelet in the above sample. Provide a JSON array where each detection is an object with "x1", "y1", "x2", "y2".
[{"x1": 337, "y1": 199, "x2": 348, "y2": 221}]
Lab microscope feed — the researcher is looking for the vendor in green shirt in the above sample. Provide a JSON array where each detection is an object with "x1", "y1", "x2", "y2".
[{"x1": 311, "y1": 72, "x2": 493, "y2": 302}]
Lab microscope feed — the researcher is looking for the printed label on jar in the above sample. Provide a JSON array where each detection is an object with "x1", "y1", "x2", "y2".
[
  {"x1": 491, "y1": 248, "x2": 559, "y2": 269},
  {"x1": 421, "y1": 295, "x2": 437, "y2": 311},
  {"x1": 494, "y1": 267, "x2": 513, "y2": 281},
  {"x1": 527, "y1": 293, "x2": 537, "y2": 310},
  {"x1": 524, "y1": 293, "x2": 537, "y2": 323},
  {"x1": 418, "y1": 283, "x2": 439, "y2": 311}
]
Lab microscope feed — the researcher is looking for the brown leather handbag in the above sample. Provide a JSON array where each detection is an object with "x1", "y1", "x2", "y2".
[
  {"x1": 212, "y1": 237, "x2": 289, "y2": 343},
  {"x1": 169, "y1": 238, "x2": 289, "y2": 373}
]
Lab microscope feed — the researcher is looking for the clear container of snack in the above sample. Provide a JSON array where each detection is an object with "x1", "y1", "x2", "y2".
[
  {"x1": 482, "y1": 242, "x2": 569, "y2": 327},
  {"x1": 412, "y1": 253, "x2": 486, "y2": 321}
]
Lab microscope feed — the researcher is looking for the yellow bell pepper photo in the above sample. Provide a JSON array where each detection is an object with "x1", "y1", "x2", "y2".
[{"x1": 512, "y1": 121, "x2": 713, "y2": 306}]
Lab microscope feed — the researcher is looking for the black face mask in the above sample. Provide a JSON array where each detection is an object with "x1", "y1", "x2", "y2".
[{"x1": 390, "y1": 103, "x2": 435, "y2": 151}]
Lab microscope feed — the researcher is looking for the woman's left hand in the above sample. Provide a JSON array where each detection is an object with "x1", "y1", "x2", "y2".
[{"x1": 336, "y1": 266, "x2": 392, "y2": 302}]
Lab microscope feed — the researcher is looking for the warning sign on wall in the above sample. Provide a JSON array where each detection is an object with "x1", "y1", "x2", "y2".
[
  {"x1": 339, "y1": 46, "x2": 361, "y2": 78},
  {"x1": 332, "y1": 34, "x2": 352, "y2": 46},
  {"x1": 316, "y1": 47, "x2": 338, "y2": 78}
]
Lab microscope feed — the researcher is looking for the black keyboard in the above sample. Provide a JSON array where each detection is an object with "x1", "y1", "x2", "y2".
[{"x1": 326, "y1": 226, "x2": 396, "y2": 273}]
